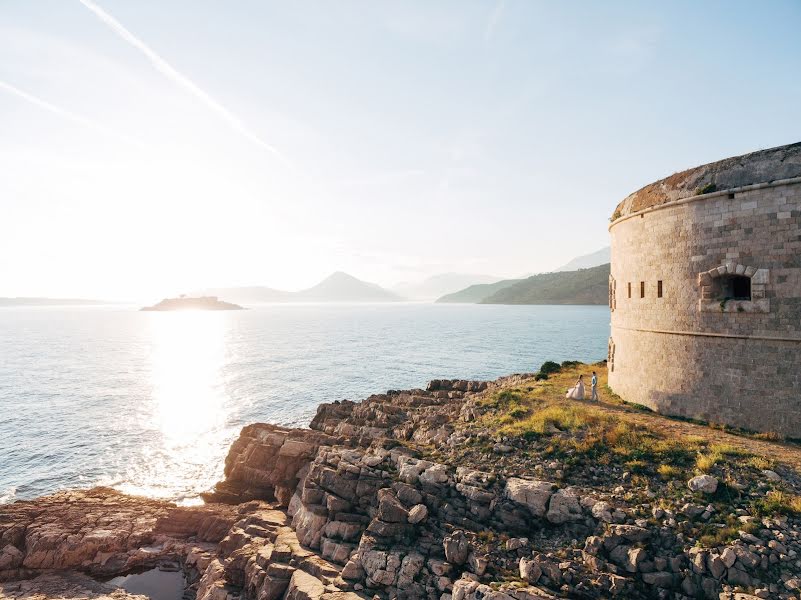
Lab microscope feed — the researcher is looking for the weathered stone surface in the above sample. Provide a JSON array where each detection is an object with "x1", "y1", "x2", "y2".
[
  {"x1": 545, "y1": 489, "x2": 582, "y2": 524},
  {"x1": 0, "y1": 488, "x2": 237, "y2": 580},
  {"x1": 407, "y1": 504, "x2": 428, "y2": 524},
  {"x1": 284, "y1": 569, "x2": 326, "y2": 600},
  {"x1": 443, "y1": 531, "x2": 470, "y2": 565},
  {"x1": 504, "y1": 478, "x2": 555, "y2": 517}
]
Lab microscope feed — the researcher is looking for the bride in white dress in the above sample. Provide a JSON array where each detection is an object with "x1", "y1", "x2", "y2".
[{"x1": 566, "y1": 375, "x2": 585, "y2": 400}]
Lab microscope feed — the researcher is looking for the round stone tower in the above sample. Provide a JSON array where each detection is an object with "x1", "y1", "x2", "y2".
[{"x1": 608, "y1": 142, "x2": 801, "y2": 437}]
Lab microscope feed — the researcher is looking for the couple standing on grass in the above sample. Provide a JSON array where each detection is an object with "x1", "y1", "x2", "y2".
[{"x1": 566, "y1": 371, "x2": 599, "y2": 401}]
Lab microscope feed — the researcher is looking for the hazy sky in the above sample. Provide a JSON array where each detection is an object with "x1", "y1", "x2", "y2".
[{"x1": 2, "y1": 1, "x2": 800, "y2": 300}]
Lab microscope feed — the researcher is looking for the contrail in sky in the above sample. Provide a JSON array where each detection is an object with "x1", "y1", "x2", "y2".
[
  {"x1": 77, "y1": 0, "x2": 284, "y2": 159},
  {"x1": 0, "y1": 79, "x2": 145, "y2": 148}
]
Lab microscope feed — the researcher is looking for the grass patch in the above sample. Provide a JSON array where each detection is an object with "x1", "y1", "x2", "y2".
[
  {"x1": 471, "y1": 363, "x2": 775, "y2": 481},
  {"x1": 657, "y1": 464, "x2": 683, "y2": 479},
  {"x1": 752, "y1": 491, "x2": 801, "y2": 517},
  {"x1": 697, "y1": 517, "x2": 757, "y2": 548},
  {"x1": 499, "y1": 403, "x2": 604, "y2": 437},
  {"x1": 695, "y1": 451, "x2": 721, "y2": 473},
  {"x1": 745, "y1": 456, "x2": 775, "y2": 470}
]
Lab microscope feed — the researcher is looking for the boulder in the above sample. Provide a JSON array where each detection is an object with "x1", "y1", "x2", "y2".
[
  {"x1": 285, "y1": 569, "x2": 326, "y2": 600},
  {"x1": 444, "y1": 531, "x2": 470, "y2": 565},
  {"x1": 407, "y1": 504, "x2": 428, "y2": 524},
  {"x1": 504, "y1": 478, "x2": 556, "y2": 518},
  {"x1": 519, "y1": 557, "x2": 542, "y2": 583},
  {"x1": 688, "y1": 475, "x2": 718, "y2": 494},
  {"x1": 546, "y1": 489, "x2": 582, "y2": 524}
]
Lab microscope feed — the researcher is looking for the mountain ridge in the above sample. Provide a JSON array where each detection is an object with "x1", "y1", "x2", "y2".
[
  {"x1": 482, "y1": 263, "x2": 610, "y2": 305},
  {"x1": 197, "y1": 271, "x2": 402, "y2": 304},
  {"x1": 436, "y1": 264, "x2": 610, "y2": 305}
]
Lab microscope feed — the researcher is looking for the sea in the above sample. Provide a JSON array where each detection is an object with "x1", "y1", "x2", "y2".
[{"x1": 0, "y1": 303, "x2": 609, "y2": 505}]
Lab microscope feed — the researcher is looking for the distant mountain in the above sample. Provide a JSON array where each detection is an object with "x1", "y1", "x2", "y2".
[
  {"x1": 196, "y1": 272, "x2": 402, "y2": 304},
  {"x1": 296, "y1": 272, "x2": 402, "y2": 302},
  {"x1": 436, "y1": 279, "x2": 521, "y2": 303},
  {"x1": 481, "y1": 263, "x2": 610, "y2": 305},
  {"x1": 554, "y1": 247, "x2": 610, "y2": 272},
  {"x1": 392, "y1": 273, "x2": 502, "y2": 300},
  {"x1": 0, "y1": 297, "x2": 110, "y2": 306}
]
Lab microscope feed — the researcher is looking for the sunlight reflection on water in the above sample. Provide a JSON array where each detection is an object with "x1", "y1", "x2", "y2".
[
  {"x1": 0, "y1": 303, "x2": 610, "y2": 504},
  {"x1": 112, "y1": 312, "x2": 231, "y2": 504}
]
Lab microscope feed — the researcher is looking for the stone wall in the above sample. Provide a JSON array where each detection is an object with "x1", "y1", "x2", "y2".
[{"x1": 608, "y1": 177, "x2": 801, "y2": 436}]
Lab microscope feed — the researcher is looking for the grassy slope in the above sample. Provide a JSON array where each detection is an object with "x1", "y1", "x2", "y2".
[
  {"x1": 428, "y1": 362, "x2": 801, "y2": 546},
  {"x1": 479, "y1": 263, "x2": 610, "y2": 305}
]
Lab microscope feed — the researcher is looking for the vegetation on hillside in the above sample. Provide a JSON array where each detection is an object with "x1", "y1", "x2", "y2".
[
  {"x1": 480, "y1": 263, "x2": 610, "y2": 305},
  {"x1": 424, "y1": 361, "x2": 801, "y2": 553}
]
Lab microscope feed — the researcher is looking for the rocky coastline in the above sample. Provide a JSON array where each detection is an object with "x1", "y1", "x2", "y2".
[{"x1": 2, "y1": 370, "x2": 801, "y2": 600}]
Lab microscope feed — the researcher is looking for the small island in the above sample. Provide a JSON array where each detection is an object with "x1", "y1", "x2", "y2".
[{"x1": 140, "y1": 295, "x2": 244, "y2": 311}]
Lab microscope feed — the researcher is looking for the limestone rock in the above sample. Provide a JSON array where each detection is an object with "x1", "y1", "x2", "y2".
[
  {"x1": 688, "y1": 475, "x2": 718, "y2": 494},
  {"x1": 407, "y1": 504, "x2": 428, "y2": 524},
  {"x1": 504, "y1": 478, "x2": 555, "y2": 518},
  {"x1": 519, "y1": 557, "x2": 541, "y2": 583},
  {"x1": 546, "y1": 489, "x2": 582, "y2": 524},
  {"x1": 444, "y1": 531, "x2": 470, "y2": 565}
]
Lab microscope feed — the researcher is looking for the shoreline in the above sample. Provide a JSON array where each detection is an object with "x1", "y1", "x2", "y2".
[{"x1": 2, "y1": 365, "x2": 800, "y2": 600}]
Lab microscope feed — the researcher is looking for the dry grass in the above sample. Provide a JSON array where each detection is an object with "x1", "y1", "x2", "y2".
[
  {"x1": 476, "y1": 363, "x2": 704, "y2": 470},
  {"x1": 473, "y1": 362, "x2": 782, "y2": 479},
  {"x1": 657, "y1": 464, "x2": 683, "y2": 479},
  {"x1": 746, "y1": 456, "x2": 775, "y2": 470},
  {"x1": 498, "y1": 403, "x2": 610, "y2": 437}
]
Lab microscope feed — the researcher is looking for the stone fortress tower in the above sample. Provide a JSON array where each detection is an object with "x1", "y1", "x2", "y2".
[{"x1": 607, "y1": 142, "x2": 801, "y2": 437}]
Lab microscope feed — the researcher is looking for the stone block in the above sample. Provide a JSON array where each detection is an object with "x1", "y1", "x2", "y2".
[{"x1": 752, "y1": 268, "x2": 770, "y2": 284}]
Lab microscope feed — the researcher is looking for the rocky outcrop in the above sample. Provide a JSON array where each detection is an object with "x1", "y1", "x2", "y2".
[
  {"x1": 202, "y1": 425, "x2": 342, "y2": 506},
  {"x1": 2, "y1": 376, "x2": 801, "y2": 600},
  {"x1": 0, "y1": 488, "x2": 237, "y2": 582}
]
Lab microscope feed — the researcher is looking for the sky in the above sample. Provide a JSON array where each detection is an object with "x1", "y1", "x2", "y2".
[{"x1": 2, "y1": 1, "x2": 800, "y2": 301}]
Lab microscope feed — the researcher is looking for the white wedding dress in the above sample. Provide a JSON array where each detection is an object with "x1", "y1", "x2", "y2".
[{"x1": 566, "y1": 380, "x2": 585, "y2": 400}]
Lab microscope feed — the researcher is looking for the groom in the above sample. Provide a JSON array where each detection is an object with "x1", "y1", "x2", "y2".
[{"x1": 591, "y1": 371, "x2": 599, "y2": 401}]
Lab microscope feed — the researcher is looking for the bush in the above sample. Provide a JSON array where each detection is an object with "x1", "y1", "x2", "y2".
[
  {"x1": 539, "y1": 361, "x2": 562, "y2": 375},
  {"x1": 696, "y1": 183, "x2": 717, "y2": 195}
]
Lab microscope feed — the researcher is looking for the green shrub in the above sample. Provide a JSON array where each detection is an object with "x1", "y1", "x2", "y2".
[
  {"x1": 697, "y1": 183, "x2": 717, "y2": 195},
  {"x1": 539, "y1": 361, "x2": 562, "y2": 375}
]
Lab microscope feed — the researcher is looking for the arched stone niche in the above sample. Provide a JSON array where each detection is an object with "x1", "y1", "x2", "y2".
[{"x1": 697, "y1": 261, "x2": 770, "y2": 313}]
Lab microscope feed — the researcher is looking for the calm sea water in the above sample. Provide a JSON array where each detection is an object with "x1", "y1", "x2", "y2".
[{"x1": 0, "y1": 303, "x2": 609, "y2": 504}]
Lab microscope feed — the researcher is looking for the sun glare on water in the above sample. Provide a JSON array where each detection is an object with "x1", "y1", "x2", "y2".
[{"x1": 112, "y1": 311, "x2": 233, "y2": 505}]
